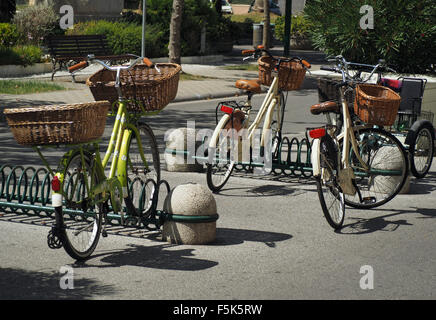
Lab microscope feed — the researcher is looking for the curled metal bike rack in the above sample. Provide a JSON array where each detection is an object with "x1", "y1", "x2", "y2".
[{"x1": 0, "y1": 164, "x2": 218, "y2": 229}]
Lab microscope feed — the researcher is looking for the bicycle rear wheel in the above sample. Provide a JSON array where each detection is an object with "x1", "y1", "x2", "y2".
[
  {"x1": 126, "y1": 123, "x2": 160, "y2": 214},
  {"x1": 408, "y1": 122, "x2": 434, "y2": 179},
  {"x1": 60, "y1": 150, "x2": 103, "y2": 260},
  {"x1": 343, "y1": 127, "x2": 408, "y2": 209},
  {"x1": 316, "y1": 134, "x2": 345, "y2": 230}
]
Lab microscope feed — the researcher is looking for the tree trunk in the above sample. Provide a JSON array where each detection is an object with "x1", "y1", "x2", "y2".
[
  {"x1": 263, "y1": 0, "x2": 270, "y2": 50},
  {"x1": 215, "y1": 0, "x2": 222, "y2": 16},
  {"x1": 0, "y1": 0, "x2": 16, "y2": 23},
  {"x1": 168, "y1": 0, "x2": 184, "y2": 64}
]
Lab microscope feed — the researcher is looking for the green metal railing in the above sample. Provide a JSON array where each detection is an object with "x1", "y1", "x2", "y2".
[
  {"x1": 0, "y1": 164, "x2": 218, "y2": 228},
  {"x1": 165, "y1": 135, "x2": 314, "y2": 177}
]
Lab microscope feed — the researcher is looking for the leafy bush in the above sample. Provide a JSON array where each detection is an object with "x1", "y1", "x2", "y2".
[
  {"x1": 304, "y1": 0, "x2": 436, "y2": 74},
  {"x1": 274, "y1": 14, "x2": 313, "y2": 42},
  {"x1": 0, "y1": 45, "x2": 43, "y2": 66},
  {"x1": 67, "y1": 20, "x2": 167, "y2": 58},
  {"x1": 13, "y1": 4, "x2": 61, "y2": 45},
  {"x1": 0, "y1": 23, "x2": 19, "y2": 46},
  {"x1": 70, "y1": 0, "x2": 226, "y2": 57}
]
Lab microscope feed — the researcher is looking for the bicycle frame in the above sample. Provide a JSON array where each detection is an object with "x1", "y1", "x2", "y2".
[
  {"x1": 47, "y1": 99, "x2": 150, "y2": 216},
  {"x1": 209, "y1": 75, "x2": 282, "y2": 157}
]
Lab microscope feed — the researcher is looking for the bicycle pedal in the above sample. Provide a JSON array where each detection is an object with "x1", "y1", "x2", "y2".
[
  {"x1": 47, "y1": 228, "x2": 63, "y2": 249},
  {"x1": 362, "y1": 197, "x2": 376, "y2": 204},
  {"x1": 102, "y1": 230, "x2": 108, "y2": 238}
]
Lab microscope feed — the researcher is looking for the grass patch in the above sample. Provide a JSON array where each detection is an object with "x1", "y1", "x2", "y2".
[
  {"x1": 179, "y1": 72, "x2": 216, "y2": 81},
  {"x1": 0, "y1": 80, "x2": 66, "y2": 94},
  {"x1": 221, "y1": 64, "x2": 258, "y2": 71}
]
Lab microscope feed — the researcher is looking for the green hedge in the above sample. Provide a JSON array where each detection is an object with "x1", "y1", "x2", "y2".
[
  {"x1": 0, "y1": 23, "x2": 19, "y2": 46},
  {"x1": 0, "y1": 45, "x2": 43, "y2": 66},
  {"x1": 274, "y1": 14, "x2": 313, "y2": 42},
  {"x1": 69, "y1": 0, "x2": 234, "y2": 57},
  {"x1": 67, "y1": 20, "x2": 167, "y2": 58},
  {"x1": 304, "y1": 0, "x2": 436, "y2": 74}
]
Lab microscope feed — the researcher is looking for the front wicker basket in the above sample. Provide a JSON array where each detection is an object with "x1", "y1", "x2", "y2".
[
  {"x1": 4, "y1": 101, "x2": 110, "y2": 146},
  {"x1": 354, "y1": 84, "x2": 401, "y2": 126},
  {"x1": 86, "y1": 63, "x2": 181, "y2": 113},
  {"x1": 258, "y1": 56, "x2": 306, "y2": 91}
]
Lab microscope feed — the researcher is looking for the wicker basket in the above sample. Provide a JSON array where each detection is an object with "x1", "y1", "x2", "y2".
[
  {"x1": 86, "y1": 63, "x2": 181, "y2": 113},
  {"x1": 258, "y1": 56, "x2": 306, "y2": 91},
  {"x1": 317, "y1": 77, "x2": 355, "y2": 105},
  {"x1": 354, "y1": 84, "x2": 401, "y2": 126},
  {"x1": 4, "y1": 101, "x2": 110, "y2": 146}
]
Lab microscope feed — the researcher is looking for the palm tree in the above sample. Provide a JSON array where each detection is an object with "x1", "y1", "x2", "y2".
[{"x1": 168, "y1": 0, "x2": 184, "y2": 64}]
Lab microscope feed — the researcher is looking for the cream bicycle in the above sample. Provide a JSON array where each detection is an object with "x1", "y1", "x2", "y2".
[
  {"x1": 206, "y1": 47, "x2": 311, "y2": 192},
  {"x1": 308, "y1": 56, "x2": 409, "y2": 229}
]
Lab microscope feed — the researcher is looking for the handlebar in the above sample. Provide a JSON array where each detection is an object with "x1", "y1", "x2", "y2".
[
  {"x1": 321, "y1": 55, "x2": 397, "y2": 84},
  {"x1": 241, "y1": 45, "x2": 311, "y2": 70},
  {"x1": 68, "y1": 54, "x2": 157, "y2": 74}
]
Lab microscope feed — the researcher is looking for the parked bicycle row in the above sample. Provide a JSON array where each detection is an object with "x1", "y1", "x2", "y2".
[{"x1": 1, "y1": 45, "x2": 434, "y2": 260}]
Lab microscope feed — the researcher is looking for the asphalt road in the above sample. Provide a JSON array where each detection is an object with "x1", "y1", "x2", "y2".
[{"x1": 1, "y1": 93, "x2": 435, "y2": 300}]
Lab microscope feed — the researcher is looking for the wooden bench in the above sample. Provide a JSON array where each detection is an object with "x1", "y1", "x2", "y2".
[{"x1": 45, "y1": 35, "x2": 136, "y2": 81}]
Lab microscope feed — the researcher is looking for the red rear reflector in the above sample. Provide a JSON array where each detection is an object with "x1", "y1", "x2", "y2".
[
  {"x1": 52, "y1": 176, "x2": 61, "y2": 192},
  {"x1": 220, "y1": 105, "x2": 234, "y2": 114},
  {"x1": 309, "y1": 128, "x2": 326, "y2": 139}
]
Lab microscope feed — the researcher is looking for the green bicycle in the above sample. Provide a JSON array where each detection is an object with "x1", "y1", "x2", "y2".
[{"x1": 47, "y1": 55, "x2": 169, "y2": 260}]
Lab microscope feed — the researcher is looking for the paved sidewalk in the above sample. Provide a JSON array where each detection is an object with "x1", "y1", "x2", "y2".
[{"x1": 0, "y1": 46, "x2": 326, "y2": 115}]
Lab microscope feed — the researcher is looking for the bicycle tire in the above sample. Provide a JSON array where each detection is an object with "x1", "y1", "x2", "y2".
[
  {"x1": 342, "y1": 127, "x2": 409, "y2": 209},
  {"x1": 408, "y1": 121, "x2": 434, "y2": 179},
  {"x1": 315, "y1": 133, "x2": 345, "y2": 230},
  {"x1": 206, "y1": 116, "x2": 237, "y2": 193},
  {"x1": 271, "y1": 92, "x2": 285, "y2": 158},
  {"x1": 125, "y1": 122, "x2": 161, "y2": 214},
  {"x1": 58, "y1": 150, "x2": 103, "y2": 261}
]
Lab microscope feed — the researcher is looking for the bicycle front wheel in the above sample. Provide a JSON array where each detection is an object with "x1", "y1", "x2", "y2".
[
  {"x1": 126, "y1": 123, "x2": 161, "y2": 214},
  {"x1": 60, "y1": 150, "x2": 103, "y2": 261},
  {"x1": 206, "y1": 118, "x2": 237, "y2": 193},
  {"x1": 343, "y1": 127, "x2": 409, "y2": 209},
  {"x1": 206, "y1": 133, "x2": 236, "y2": 193}
]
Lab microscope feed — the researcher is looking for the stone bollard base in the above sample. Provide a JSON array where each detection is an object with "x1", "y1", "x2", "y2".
[
  {"x1": 164, "y1": 128, "x2": 203, "y2": 172},
  {"x1": 163, "y1": 221, "x2": 216, "y2": 245},
  {"x1": 162, "y1": 183, "x2": 217, "y2": 245}
]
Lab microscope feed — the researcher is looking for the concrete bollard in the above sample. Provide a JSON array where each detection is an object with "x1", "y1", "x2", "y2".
[
  {"x1": 164, "y1": 128, "x2": 203, "y2": 172},
  {"x1": 162, "y1": 183, "x2": 217, "y2": 245}
]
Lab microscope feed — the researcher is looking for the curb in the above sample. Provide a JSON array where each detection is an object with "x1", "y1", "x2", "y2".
[{"x1": 0, "y1": 63, "x2": 52, "y2": 78}]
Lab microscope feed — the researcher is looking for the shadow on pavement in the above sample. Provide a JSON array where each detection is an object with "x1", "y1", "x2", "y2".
[
  {"x1": 214, "y1": 227, "x2": 292, "y2": 247},
  {"x1": 408, "y1": 172, "x2": 436, "y2": 194},
  {"x1": 0, "y1": 267, "x2": 118, "y2": 299},
  {"x1": 74, "y1": 243, "x2": 219, "y2": 271},
  {"x1": 339, "y1": 206, "x2": 436, "y2": 235}
]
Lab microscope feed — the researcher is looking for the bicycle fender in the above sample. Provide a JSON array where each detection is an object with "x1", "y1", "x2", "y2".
[
  {"x1": 405, "y1": 120, "x2": 435, "y2": 145},
  {"x1": 311, "y1": 138, "x2": 321, "y2": 177},
  {"x1": 209, "y1": 114, "x2": 231, "y2": 149}
]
